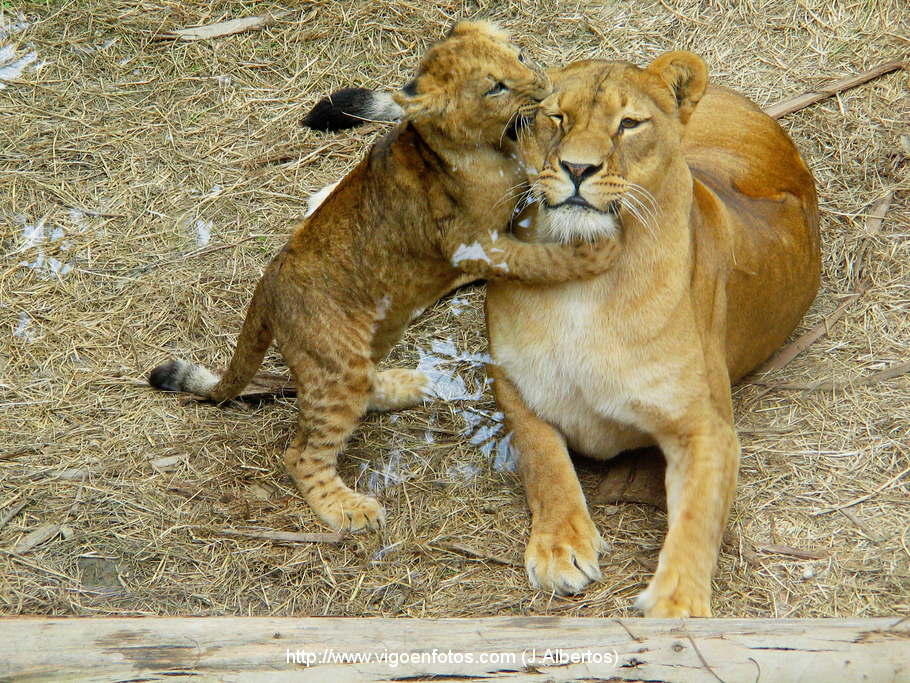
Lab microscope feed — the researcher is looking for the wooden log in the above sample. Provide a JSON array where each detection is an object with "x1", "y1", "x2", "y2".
[{"x1": 0, "y1": 616, "x2": 907, "y2": 682}]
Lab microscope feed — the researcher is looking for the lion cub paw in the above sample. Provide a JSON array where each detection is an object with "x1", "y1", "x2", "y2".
[
  {"x1": 309, "y1": 489, "x2": 386, "y2": 533},
  {"x1": 368, "y1": 369, "x2": 431, "y2": 412},
  {"x1": 525, "y1": 513, "x2": 607, "y2": 596},
  {"x1": 635, "y1": 568, "x2": 712, "y2": 617}
]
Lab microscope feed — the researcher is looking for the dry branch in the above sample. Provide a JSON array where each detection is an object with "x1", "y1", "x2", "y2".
[
  {"x1": 213, "y1": 528, "x2": 344, "y2": 544},
  {"x1": 851, "y1": 192, "x2": 895, "y2": 281},
  {"x1": 762, "y1": 359, "x2": 910, "y2": 392},
  {"x1": 158, "y1": 11, "x2": 294, "y2": 41},
  {"x1": 0, "y1": 501, "x2": 27, "y2": 533},
  {"x1": 815, "y1": 466, "x2": 910, "y2": 516},
  {"x1": 433, "y1": 541, "x2": 522, "y2": 567},
  {"x1": 752, "y1": 288, "x2": 866, "y2": 376},
  {"x1": 764, "y1": 59, "x2": 906, "y2": 119},
  {"x1": 0, "y1": 616, "x2": 907, "y2": 682},
  {"x1": 8, "y1": 523, "x2": 63, "y2": 554},
  {"x1": 758, "y1": 544, "x2": 828, "y2": 560}
]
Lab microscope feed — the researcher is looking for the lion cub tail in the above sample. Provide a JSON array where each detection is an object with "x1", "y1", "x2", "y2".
[
  {"x1": 302, "y1": 88, "x2": 402, "y2": 131},
  {"x1": 149, "y1": 283, "x2": 273, "y2": 402}
]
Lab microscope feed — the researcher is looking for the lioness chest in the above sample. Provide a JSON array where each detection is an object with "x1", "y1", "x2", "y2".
[{"x1": 487, "y1": 280, "x2": 671, "y2": 458}]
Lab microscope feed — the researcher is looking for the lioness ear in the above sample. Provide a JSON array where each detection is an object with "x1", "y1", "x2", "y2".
[{"x1": 647, "y1": 51, "x2": 707, "y2": 124}]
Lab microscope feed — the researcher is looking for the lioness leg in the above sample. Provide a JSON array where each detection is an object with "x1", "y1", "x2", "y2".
[
  {"x1": 490, "y1": 365, "x2": 606, "y2": 595},
  {"x1": 367, "y1": 369, "x2": 430, "y2": 412},
  {"x1": 635, "y1": 404, "x2": 739, "y2": 617},
  {"x1": 281, "y1": 344, "x2": 385, "y2": 532}
]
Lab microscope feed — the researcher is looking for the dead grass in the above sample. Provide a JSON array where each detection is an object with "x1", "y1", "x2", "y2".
[{"x1": 1, "y1": 0, "x2": 907, "y2": 618}]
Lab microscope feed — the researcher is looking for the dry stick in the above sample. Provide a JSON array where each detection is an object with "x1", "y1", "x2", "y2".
[
  {"x1": 766, "y1": 360, "x2": 910, "y2": 392},
  {"x1": 758, "y1": 544, "x2": 828, "y2": 560},
  {"x1": 0, "y1": 501, "x2": 27, "y2": 533},
  {"x1": 434, "y1": 542, "x2": 522, "y2": 567},
  {"x1": 764, "y1": 59, "x2": 906, "y2": 119},
  {"x1": 213, "y1": 528, "x2": 343, "y2": 544},
  {"x1": 838, "y1": 508, "x2": 884, "y2": 543},
  {"x1": 815, "y1": 466, "x2": 910, "y2": 516},
  {"x1": 157, "y1": 10, "x2": 297, "y2": 42},
  {"x1": 851, "y1": 192, "x2": 894, "y2": 282},
  {"x1": 756, "y1": 61, "x2": 904, "y2": 378},
  {"x1": 748, "y1": 187, "x2": 896, "y2": 388},
  {"x1": 752, "y1": 288, "x2": 867, "y2": 377}
]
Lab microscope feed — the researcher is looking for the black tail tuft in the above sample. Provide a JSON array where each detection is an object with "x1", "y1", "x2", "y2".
[
  {"x1": 148, "y1": 359, "x2": 185, "y2": 392},
  {"x1": 302, "y1": 87, "x2": 379, "y2": 131}
]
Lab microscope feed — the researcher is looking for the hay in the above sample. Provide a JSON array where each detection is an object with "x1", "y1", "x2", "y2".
[{"x1": 1, "y1": 1, "x2": 907, "y2": 618}]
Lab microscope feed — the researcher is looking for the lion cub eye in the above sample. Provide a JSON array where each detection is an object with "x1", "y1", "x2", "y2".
[
  {"x1": 485, "y1": 81, "x2": 508, "y2": 97},
  {"x1": 619, "y1": 117, "x2": 644, "y2": 131},
  {"x1": 548, "y1": 113, "x2": 565, "y2": 126}
]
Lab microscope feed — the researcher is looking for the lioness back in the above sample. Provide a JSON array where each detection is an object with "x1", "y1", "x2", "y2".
[{"x1": 684, "y1": 86, "x2": 820, "y2": 380}]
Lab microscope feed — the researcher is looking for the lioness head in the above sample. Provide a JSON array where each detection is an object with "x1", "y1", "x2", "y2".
[
  {"x1": 393, "y1": 21, "x2": 551, "y2": 144},
  {"x1": 521, "y1": 52, "x2": 707, "y2": 243}
]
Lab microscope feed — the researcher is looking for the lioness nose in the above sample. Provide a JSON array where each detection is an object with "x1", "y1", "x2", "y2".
[{"x1": 560, "y1": 161, "x2": 601, "y2": 183}]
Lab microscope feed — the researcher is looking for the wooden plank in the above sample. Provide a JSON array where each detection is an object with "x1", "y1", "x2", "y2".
[{"x1": 0, "y1": 616, "x2": 907, "y2": 682}]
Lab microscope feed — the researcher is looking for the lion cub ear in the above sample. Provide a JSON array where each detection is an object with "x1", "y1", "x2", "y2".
[
  {"x1": 447, "y1": 20, "x2": 510, "y2": 42},
  {"x1": 392, "y1": 78, "x2": 441, "y2": 121},
  {"x1": 647, "y1": 51, "x2": 707, "y2": 124}
]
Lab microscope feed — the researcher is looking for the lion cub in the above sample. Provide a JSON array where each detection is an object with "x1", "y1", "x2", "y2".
[{"x1": 149, "y1": 22, "x2": 621, "y2": 532}]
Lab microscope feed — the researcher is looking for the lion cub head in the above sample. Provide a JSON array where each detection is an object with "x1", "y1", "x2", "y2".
[
  {"x1": 393, "y1": 21, "x2": 551, "y2": 145},
  {"x1": 521, "y1": 52, "x2": 708, "y2": 243}
]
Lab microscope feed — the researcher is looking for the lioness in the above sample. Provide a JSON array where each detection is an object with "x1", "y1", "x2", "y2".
[
  {"x1": 487, "y1": 53, "x2": 820, "y2": 617},
  {"x1": 148, "y1": 22, "x2": 622, "y2": 533},
  {"x1": 304, "y1": 50, "x2": 820, "y2": 617}
]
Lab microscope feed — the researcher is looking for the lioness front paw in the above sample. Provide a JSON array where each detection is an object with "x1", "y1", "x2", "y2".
[
  {"x1": 310, "y1": 490, "x2": 386, "y2": 533},
  {"x1": 635, "y1": 567, "x2": 712, "y2": 617},
  {"x1": 526, "y1": 513, "x2": 607, "y2": 596}
]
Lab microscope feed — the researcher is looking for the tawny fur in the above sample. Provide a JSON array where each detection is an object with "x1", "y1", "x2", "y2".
[
  {"x1": 487, "y1": 54, "x2": 820, "y2": 617},
  {"x1": 148, "y1": 22, "x2": 622, "y2": 533}
]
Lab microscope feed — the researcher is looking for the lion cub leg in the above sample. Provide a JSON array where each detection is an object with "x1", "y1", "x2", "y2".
[
  {"x1": 490, "y1": 365, "x2": 606, "y2": 595},
  {"x1": 367, "y1": 369, "x2": 430, "y2": 412},
  {"x1": 445, "y1": 229, "x2": 621, "y2": 285},
  {"x1": 281, "y1": 345, "x2": 385, "y2": 533},
  {"x1": 635, "y1": 403, "x2": 739, "y2": 617}
]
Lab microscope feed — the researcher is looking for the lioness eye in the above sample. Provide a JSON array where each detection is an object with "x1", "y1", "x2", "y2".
[
  {"x1": 620, "y1": 117, "x2": 642, "y2": 130},
  {"x1": 485, "y1": 81, "x2": 508, "y2": 96},
  {"x1": 548, "y1": 113, "x2": 564, "y2": 126}
]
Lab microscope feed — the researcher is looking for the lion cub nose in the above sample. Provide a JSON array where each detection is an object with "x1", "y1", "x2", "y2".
[{"x1": 560, "y1": 161, "x2": 601, "y2": 187}]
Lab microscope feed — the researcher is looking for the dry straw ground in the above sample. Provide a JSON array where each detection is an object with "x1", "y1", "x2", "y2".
[{"x1": 1, "y1": 1, "x2": 907, "y2": 619}]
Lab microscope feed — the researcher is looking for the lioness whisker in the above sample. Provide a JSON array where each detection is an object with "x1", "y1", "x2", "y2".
[{"x1": 620, "y1": 192, "x2": 657, "y2": 239}]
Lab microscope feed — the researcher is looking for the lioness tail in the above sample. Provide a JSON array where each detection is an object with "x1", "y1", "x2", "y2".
[
  {"x1": 302, "y1": 88, "x2": 402, "y2": 131},
  {"x1": 149, "y1": 282, "x2": 273, "y2": 402}
]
